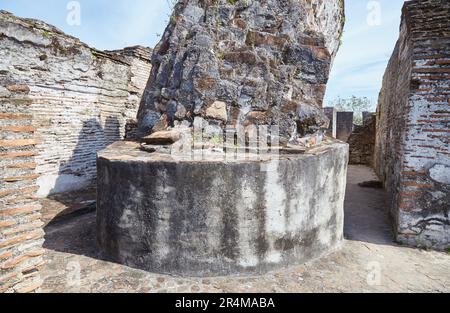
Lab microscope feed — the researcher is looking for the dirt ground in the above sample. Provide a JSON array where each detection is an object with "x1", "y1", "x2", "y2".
[{"x1": 40, "y1": 165, "x2": 450, "y2": 293}]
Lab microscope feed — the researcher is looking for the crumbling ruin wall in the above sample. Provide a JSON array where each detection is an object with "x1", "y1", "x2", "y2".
[
  {"x1": 323, "y1": 107, "x2": 337, "y2": 138},
  {"x1": 1, "y1": 88, "x2": 44, "y2": 293},
  {"x1": 0, "y1": 11, "x2": 152, "y2": 292},
  {"x1": 0, "y1": 11, "x2": 152, "y2": 197},
  {"x1": 336, "y1": 112, "x2": 353, "y2": 142},
  {"x1": 137, "y1": 0, "x2": 345, "y2": 144},
  {"x1": 348, "y1": 113, "x2": 375, "y2": 166},
  {"x1": 374, "y1": 0, "x2": 450, "y2": 249}
]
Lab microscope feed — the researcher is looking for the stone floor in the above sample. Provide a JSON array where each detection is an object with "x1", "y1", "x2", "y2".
[{"x1": 40, "y1": 165, "x2": 450, "y2": 293}]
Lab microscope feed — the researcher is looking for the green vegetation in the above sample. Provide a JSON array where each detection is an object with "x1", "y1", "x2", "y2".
[
  {"x1": 216, "y1": 51, "x2": 224, "y2": 60},
  {"x1": 338, "y1": 0, "x2": 345, "y2": 48},
  {"x1": 227, "y1": 0, "x2": 239, "y2": 5},
  {"x1": 329, "y1": 96, "x2": 374, "y2": 125},
  {"x1": 338, "y1": 29, "x2": 344, "y2": 48},
  {"x1": 170, "y1": 15, "x2": 177, "y2": 25},
  {"x1": 41, "y1": 31, "x2": 50, "y2": 38},
  {"x1": 210, "y1": 135, "x2": 223, "y2": 145}
]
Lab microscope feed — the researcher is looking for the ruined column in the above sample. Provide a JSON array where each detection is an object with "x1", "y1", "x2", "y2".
[
  {"x1": 323, "y1": 107, "x2": 337, "y2": 138},
  {"x1": 97, "y1": 0, "x2": 347, "y2": 276},
  {"x1": 137, "y1": 0, "x2": 345, "y2": 144},
  {"x1": 336, "y1": 112, "x2": 354, "y2": 142}
]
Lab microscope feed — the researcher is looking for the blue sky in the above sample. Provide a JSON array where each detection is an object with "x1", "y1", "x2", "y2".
[
  {"x1": 326, "y1": 0, "x2": 406, "y2": 108},
  {"x1": 0, "y1": 0, "x2": 406, "y2": 108}
]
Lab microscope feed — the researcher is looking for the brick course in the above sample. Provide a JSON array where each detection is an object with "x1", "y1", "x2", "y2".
[
  {"x1": 1, "y1": 91, "x2": 44, "y2": 293},
  {"x1": 0, "y1": 11, "x2": 152, "y2": 197},
  {"x1": 348, "y1": 113, "x2": 376, "y2": 166},
  {"x1": 374, "y1": 0, "x2": 449, "y2": 249},
  {"x1": 0, "y1": 11, "x2": 152, "y2": 292}
]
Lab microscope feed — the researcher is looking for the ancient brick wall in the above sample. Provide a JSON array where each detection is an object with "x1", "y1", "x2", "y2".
[
  {"x1": 0, "y1": 11, "x2": 152, "y2": 292},
  {"x1": 374, "y1": 0, "x2": 449, "y2": 249},
  {"x1": 1, "y1": 87, "x2": 45, "y2": 293},
  {"x1": 0, "y1": 11, "x2": 152, "y2": 197},
  {"x1": 348, "y1": 113, "x2": 376, "y2": 166}
]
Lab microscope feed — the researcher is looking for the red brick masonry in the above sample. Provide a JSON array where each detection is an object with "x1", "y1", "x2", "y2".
[
  {"x1": 375, "y1": 0, "x2": 449, "y2": 249},
  {"x1": 1, "y1": 87, "x2": 45, "y2": 293}
]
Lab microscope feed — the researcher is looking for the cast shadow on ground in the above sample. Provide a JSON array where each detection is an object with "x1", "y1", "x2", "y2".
[
  {"x1": 42, "y1": 117, "x2": 120, "y2": 223},
  {"x1": 42, "y1": 116, "x2": 121, "y2": 261},
  {"x1": 343, "y1": 165, "x2": 397, "y2": 246}
]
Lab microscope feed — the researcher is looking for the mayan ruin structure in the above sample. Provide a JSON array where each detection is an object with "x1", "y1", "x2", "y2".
[{"x1": 0, "y1": 0, "x2": 449, "y2": 295}]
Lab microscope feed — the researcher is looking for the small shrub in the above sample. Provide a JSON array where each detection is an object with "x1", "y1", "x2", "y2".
[
  {"x1": 210, "y1": 135, "x2": 223, "y2": 145},
  {"x1": 216, "y1": 51, "x2": 224, "y2": 60},
  {"x1": 170, "y1": 15, "x2": 177, "y2": 25}
]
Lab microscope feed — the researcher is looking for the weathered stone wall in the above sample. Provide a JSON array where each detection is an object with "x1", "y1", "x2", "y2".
[
  {"x1": 1, "y1": 88, "x2": 45, "y2": 293},
  {"x1": 348, "y1": 113, "x2": 375, "y2": 166},
  {"x1": 336, "y1": 111, "x2": 353, "y2": 142},
  {"x1": 323, "y1": 107, "x2": 337, "y2": 138},
  {"x1": 137, "y1": 0, "x2": 345, "y2": 144},
  {"x1": 0, "y1": 11, "x2": 152, "y2": 197},
  {"x1": 374, "y1": 0, "x2": 450, "y2": 249}
]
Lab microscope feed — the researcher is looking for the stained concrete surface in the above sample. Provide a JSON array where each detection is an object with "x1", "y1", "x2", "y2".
[
  {"x1": 41, "y1": 165, "x2": 450, "y2": 293},
  {"x1": 96, "y1": 141, "x2": 348, "y2": 276}
]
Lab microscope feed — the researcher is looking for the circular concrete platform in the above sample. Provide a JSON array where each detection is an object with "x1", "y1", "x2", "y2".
[{"x1": 96, "y1": 140, "x2": 348, "y2": 277}]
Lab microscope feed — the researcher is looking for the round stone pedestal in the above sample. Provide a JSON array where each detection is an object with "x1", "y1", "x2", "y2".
[{"x1": 97, "y1": 141, "x2": 348, "y2": 277}]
